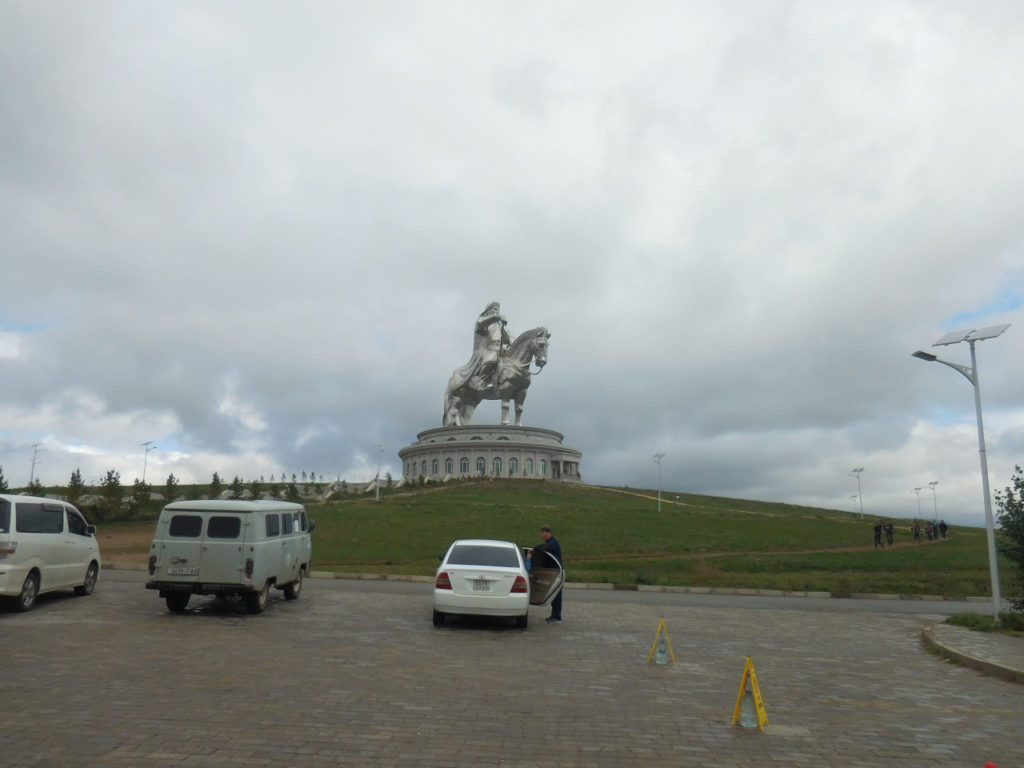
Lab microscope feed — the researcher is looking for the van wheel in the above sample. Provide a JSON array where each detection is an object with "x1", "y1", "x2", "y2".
[
  {"x1": 15, "y1": 572, "x2": 40, "y2": 612},
  {"x1": 283, "y1": 569, "x2": 303, "y2": 600},
  {"x1": 75, "y1": 562, "x2": 99, "y2": 596},
  {"x1": 432, "y1": 609, "x2": 445, "y2": 627},
  {"x1": 246, "y1": 581, "x2": 270, "y2": 613},
  {"x1": 166, "y1": 593, "x2": 190, "y2": 613},
  {"x1": 515, "y1": 613, "x2": 528, "y2": 629}
]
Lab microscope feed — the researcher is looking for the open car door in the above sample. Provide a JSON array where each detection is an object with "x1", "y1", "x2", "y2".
[{"x1": 524, "y1": 547, "x2": 564, "y2": 607}]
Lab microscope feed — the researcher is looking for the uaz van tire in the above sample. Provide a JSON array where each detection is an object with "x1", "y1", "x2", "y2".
[
  {"x1": 166, "y1": 593, "x2": 190, "y2": 613},
  {"x1": 283, "y1": 569, "x2": 303, "y2": 600},
  {"x1": 246, "y1": 581, "x2": 270, "y2": 613}
]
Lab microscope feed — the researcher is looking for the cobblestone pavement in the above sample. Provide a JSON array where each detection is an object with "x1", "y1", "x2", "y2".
[{"x1": 2, "y1": 570, "x2": 1021, "y2": 768}]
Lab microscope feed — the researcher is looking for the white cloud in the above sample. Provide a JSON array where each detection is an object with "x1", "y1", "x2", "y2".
[{"x1": 1, "y1": 1, "x2": 1023, "y2": 525}]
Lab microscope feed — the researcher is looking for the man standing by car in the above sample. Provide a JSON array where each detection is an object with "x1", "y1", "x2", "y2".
[{"x1": 528, "y1": 525, "x2": 562, "y2": 623}]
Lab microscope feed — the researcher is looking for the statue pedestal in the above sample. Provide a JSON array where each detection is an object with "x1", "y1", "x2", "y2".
[{"x1": 399, "y1": 425, "x2": 582, "y2": 483}]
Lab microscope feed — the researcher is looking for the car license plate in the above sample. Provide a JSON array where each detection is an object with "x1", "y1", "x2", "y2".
[
  {"x1": 472, "y1": 579, "x2": 490, "y2": 591},
  {"x1": 167, "y1": 567, "x2": 199, "y2": 576}
]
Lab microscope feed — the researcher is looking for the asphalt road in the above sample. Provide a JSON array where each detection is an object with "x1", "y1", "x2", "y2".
[{"x1": 2, "y1": 569, "x2": 1020, "y2": 767}]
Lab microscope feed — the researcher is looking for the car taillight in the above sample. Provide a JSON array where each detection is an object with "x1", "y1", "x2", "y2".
[
  {"x1": 511, "y1": 575, "x2": 528, "y2": 593},
  {"x1": 435, "y1": 571, "x2": 452, "y2": 590},
  {"x1": 0, "y1": 541, "x2": 16, "y2": 558},
  {"x1": 148, "y1": 555, "x2": 156, "y2": 575},
  {"x1": 245, "y1": 558, "x2": 254, "y2": 579}
]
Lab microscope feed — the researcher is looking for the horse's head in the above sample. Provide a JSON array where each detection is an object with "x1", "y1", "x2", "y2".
[{"x1": 530, "y1": 328, "x2": 550, "y2": 369}]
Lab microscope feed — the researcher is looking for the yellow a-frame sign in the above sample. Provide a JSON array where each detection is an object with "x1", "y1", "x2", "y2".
[
  {"x1": 646, "y1": 618, "x2": 676, "y2": 664},
  {"x1": 731, "y1": 656, "x2": 769, "y2": 731}
]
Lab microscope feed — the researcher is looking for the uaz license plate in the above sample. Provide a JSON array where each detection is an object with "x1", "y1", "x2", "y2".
[{"x1": 167, "y1": 567, "x2": 199, "y2": 576}]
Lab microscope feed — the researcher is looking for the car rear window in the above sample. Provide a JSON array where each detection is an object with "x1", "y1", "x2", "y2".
[
  {"x1": 169, "y1": 515, "x2": 203, "y2": 538},
  {"x1": 15, "y1": 503, "x2": 65, "y2": 534},
  {"x1": 447, "y1": 544, "x2": 519, "y2": 567},
  {"x1": 207, "y1": 516, "x2": 241, "y2": 539},
  {"x1": 0, "y1": 500, "x2": 9, "y2": 533},
  {"x1": 265, "y1": 514, "x2": 280, "y2": 537}
]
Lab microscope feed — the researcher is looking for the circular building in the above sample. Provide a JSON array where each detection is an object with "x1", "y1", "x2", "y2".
[{"x1": 399, "y1": 425, "x2": 582, "y2": 483}]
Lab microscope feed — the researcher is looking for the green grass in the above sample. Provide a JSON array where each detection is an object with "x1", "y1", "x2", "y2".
[{"x1": 71, "y1": 478, "x2": 1020, "y2": 598}]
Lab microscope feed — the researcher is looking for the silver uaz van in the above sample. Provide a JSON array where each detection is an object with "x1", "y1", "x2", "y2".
[
  {"x1": 0, "y1": 494, "x2": 101, "y2": 611},
  {"x1": 146, "y1": 499, "x2": 314, "y2": 614}
]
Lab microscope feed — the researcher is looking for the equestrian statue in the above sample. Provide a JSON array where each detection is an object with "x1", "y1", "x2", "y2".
[{"x1": 443, "y1": 301, "x2": 549, "y2": 427}]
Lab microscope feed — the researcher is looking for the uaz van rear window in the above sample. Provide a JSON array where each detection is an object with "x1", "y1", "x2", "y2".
[
  {"x1": 0, "y1": 500, "x2": 9, "y2": 533},
  {"x1": 207, "y1": 516, "x2": 241, "y2": 539},
  {"x1": 169, "y1": 515, "x2": 203, "y2": 538}
]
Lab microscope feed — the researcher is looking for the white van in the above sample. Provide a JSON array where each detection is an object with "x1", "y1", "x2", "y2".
[
  {"x1": 146, "y1": 499, "x2": 314, "y2": 614},
  {"x1": 0, "y1": 494, "x2": 101, "y2": 612}
]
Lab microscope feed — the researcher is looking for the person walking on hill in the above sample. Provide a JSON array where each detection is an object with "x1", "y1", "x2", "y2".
[
  {"x1": 912, "y1": 520, "x2": 921, "y2": 542},
  {"x1": 873, "y1": 520, "x2": 884, "y2": 549},
  {"x1": 939, "y1": 520, "x2": 948, "y2": 539},
  {"x1": 885, "y1": 520, "x2": 894, "y2": 546}
]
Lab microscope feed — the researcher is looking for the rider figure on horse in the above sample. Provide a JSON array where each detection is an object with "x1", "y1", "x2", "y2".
[{"x1": 473, "y1": 301, "x2": 511, "y2": 392}]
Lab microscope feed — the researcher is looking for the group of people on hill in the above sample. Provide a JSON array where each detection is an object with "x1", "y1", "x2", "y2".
[{"x1": 874, "y1": 518, "x2": 948, "y2": 549}]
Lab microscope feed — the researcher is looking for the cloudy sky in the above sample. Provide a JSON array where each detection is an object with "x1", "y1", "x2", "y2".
[{"x1": 2, "y1": 2, "x2": 1022, "y2": 527}]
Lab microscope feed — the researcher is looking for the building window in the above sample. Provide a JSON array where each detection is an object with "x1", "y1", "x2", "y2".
[
  {"x1": 509, "y1": 457, "x2": 519, "y2": 475},
  {"x1": 460, "y1": 457, "x2": 469, "y2": 474},
  {"x1": 476, "y1": 457, "x2": 486, "y2": 474},
  {"x1": 525, "y1": 458, "x2": 534, "y2": 475},
  {"x1": 492, "y1": 457, "x2": 502, "y2": 476},
  {"x1": 421, "y1": 460, "x2": 427, "y2": 476},
  {"x1": 432, "y1": 459, "x2": 439, "y2": 476},
  {"x1": 540, "y1": 460, "x2": 547, "y2": 477},
  {"x1": 445, "y1": 458, "x2": 454, "y2": 475}
]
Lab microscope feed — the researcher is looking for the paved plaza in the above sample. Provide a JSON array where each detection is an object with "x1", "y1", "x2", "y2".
[{"x1": 3, "y1": 570, "x2": 1021, "y2": 767}]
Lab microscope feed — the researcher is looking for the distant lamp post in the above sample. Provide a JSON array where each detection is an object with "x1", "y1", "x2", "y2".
[
  {"x1": 927, "y1": 480, "x2": 939, "y2": 519},
  {"x1": 376, "y1": 442, "x2": 384, "y2": 502},
  {"x1": 850, "y1": 468, "x2": 864, "y2": 518},
  {"x1": 911, "y1": 487, "x2": 922, "y2": 518},
  {"x1": 653, "y1": 453, "x2": 666, "y2": 512},
  {"x1": 850, "y1": 494, "x2": 859, "y2": 514},
  {"x1": 141, "y1": 440, "x2": 157, "y2": 484},
  {"x1": 912, "y1": 322, "x2": 1009, "y2": 622}
]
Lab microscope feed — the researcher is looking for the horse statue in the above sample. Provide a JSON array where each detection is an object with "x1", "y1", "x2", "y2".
[{"x1": 444, "y1": 327, "x2": 550, "y2": 427}]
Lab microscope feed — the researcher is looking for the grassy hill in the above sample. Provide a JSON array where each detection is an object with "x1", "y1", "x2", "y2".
[{"x1": 95, "y1": 479, "x2": 1014, "y2": 598}]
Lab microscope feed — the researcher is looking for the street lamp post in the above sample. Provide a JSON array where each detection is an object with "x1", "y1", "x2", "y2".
[
  {"x1": 141, "y1": 441, "x2": 156, "y2": 485},
  {"x1": 912, "y1": 323, "x2": 1009, "y2": 623},
  {"x1": 911, "y1": 487, "x2": 922, "y2": 518},
  {"x1": 850, "y1": 494, "x2": 859, "y2": 514},
  {"x1": 376, "y1": 442, "x2": 384, "y2": 502},
  {"x1": 927, "y1": 480, "x2": 939, "y2": 520},
  {"x1": 653, "y1": 453, "x2": 666, "y2": 512},
  {"x1": 850, "y1": 468, "x2": 864, "y2": 519}
]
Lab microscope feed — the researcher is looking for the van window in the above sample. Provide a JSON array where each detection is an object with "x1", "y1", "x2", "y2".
[
  {"x1": 207, "y1": 516, "x2": 241, "y2": 539},
  {"x1": 265, "y1": 514, "x2": 280, "y2": 537},
  {"x1": 67, "y1": 509, "x2": 89, "y2": 536},
  {"x1": 0, "y1": 500, "x2": 10, "y2": 533},
  {"x1": 300, "y1": 511, "x2": 308, "y2": 531},
  {"x1": 169, "y1": 515, "x2": 203, "y2": 538},
  {"x1": 16, "y1": 503, "x2": 65, "y2": 534}
]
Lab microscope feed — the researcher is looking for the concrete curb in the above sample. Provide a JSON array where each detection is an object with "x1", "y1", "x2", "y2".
[
  {"x1": 921, "y1": 623, "x2": 1024, "y2": 686},
  {"x1": 104, "y1": 562, "x2": 993, "y2": 601}
]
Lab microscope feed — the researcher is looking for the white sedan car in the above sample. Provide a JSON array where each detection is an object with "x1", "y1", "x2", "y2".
[{"x1": 432, "y1": 538, "x2": 563, "y2": 629}]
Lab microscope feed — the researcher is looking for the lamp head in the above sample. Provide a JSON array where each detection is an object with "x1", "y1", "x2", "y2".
[{"x1": 912, "y1": 350, "x2": 937, "y2": 362}]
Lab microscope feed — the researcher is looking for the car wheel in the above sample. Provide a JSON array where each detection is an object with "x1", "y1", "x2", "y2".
[
  {"x1": 165, "y1": 593, "x2": 190, "y2": 613},
  {"x1": 75, "y1": 562, "x2": 99, "y2": 596},
  {"x1": 283, "y1": 569, "x2": 303, "y2": 600},
  {"x1": 515, "y1": 613, "x2": 528, "y2": 629},
  {"x1": 15, "y1": 572, "x2": 40, "y2": 612},
  {"x1": 432, "y1": 609, "x2": 446, "y2": 627},
  {"x1": 246, "y1": 581, "x2": 271, "y2": 613}
]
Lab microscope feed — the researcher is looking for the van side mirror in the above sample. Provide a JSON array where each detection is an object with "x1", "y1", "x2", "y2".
[
  {"x1": 308, "y1": 520, "x2": 316, "y2": 533},
  {"x1": 87, "y1": 525, "x2": 96, "y2": 536},
  {"x1": 438, "y1": 554, "x2": 444, "y2": 562}
]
